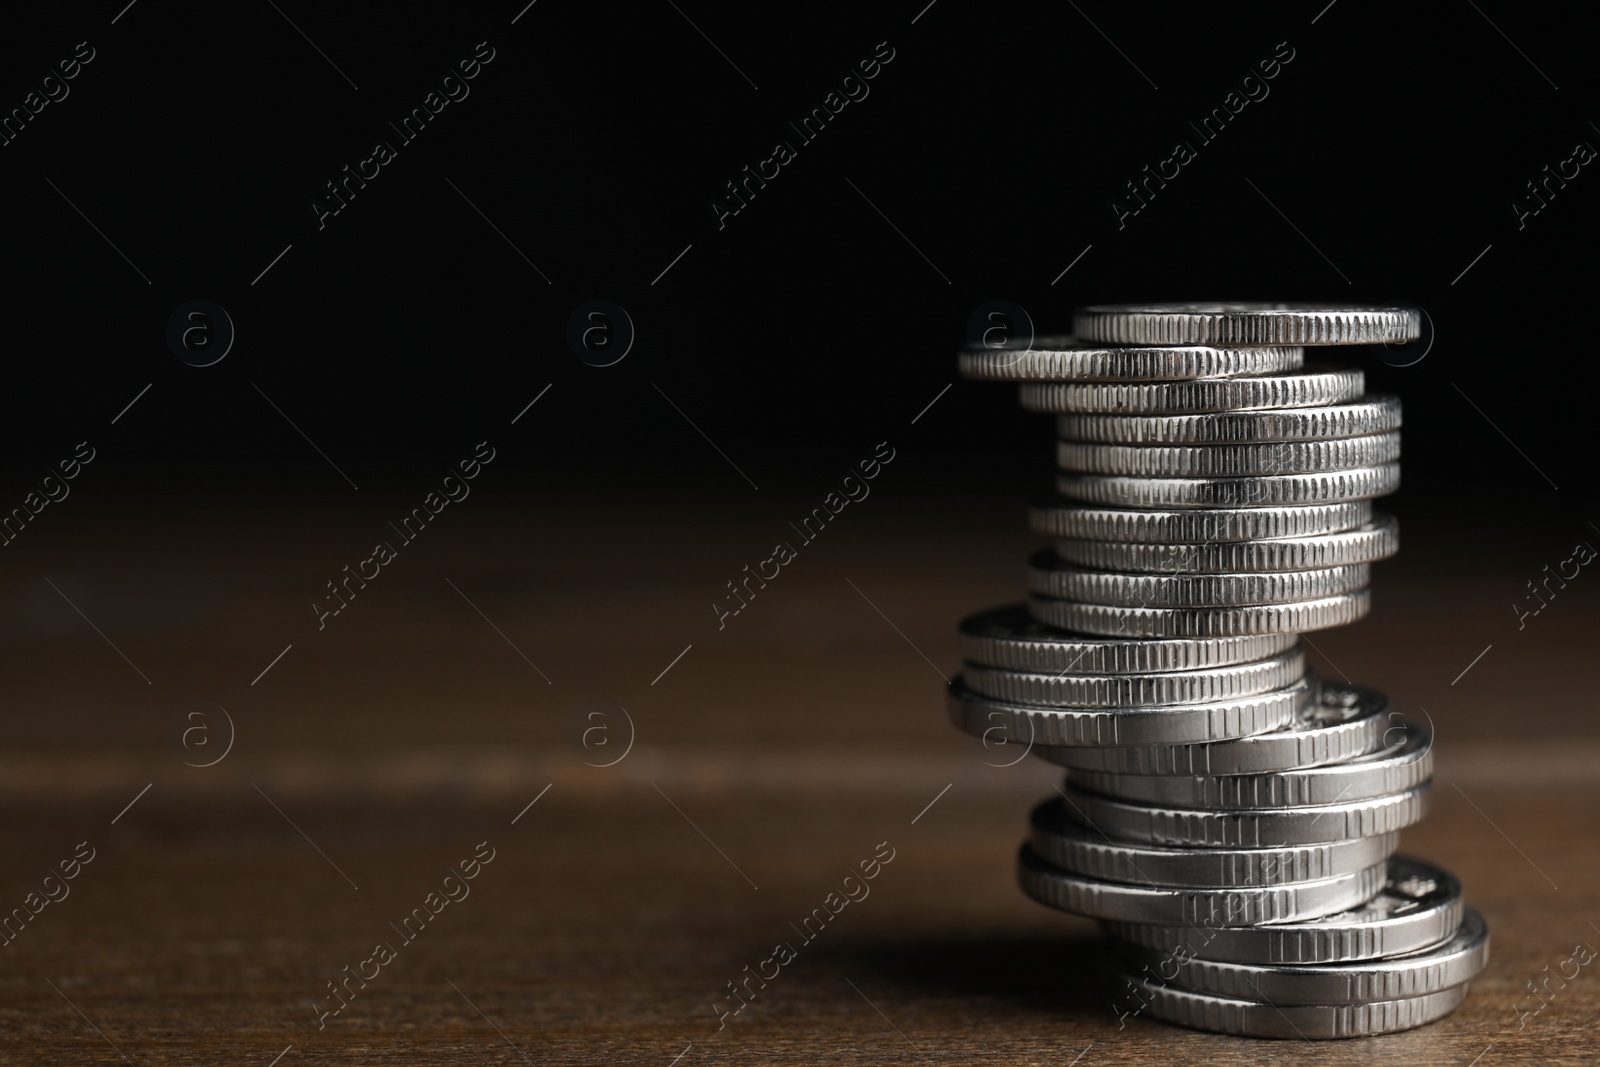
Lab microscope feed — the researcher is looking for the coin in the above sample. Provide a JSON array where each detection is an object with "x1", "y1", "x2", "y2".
[
  {"x1": 1030, "y1": 500, "x2": 1373, "y2": 543},
  {"x1": 963, "y1": 647, "x2": 1304, "y2": 708},
  {"x1": 1110, "y1": 909, "x2": 1488, "y2": 1006},
  {"x1": 1052, "y1": 515, "x2": 1398, "y2": 574},
  {"x1": 1056, "y1": 396, "x2": 1402, "y2": 445},
  {"x1": 958, "y1": 605, "x2": 1298, "y2": 674},
  {"x1": 958, "y1": 337, "x2": 1305, "y2": 382},
  {"x1": 1105, "y1": 970, "x2": 1469, "y2": 1038},
  {"x1": 1018, "y1": 844, "x2": 1386, "y2": 926},
  {"x1": 1020, "y1": 367, "x2": 1363, "y2": 414},
  {"x1": 950, "y1": 298, "x2": 1469, "y2": 1038},
  {"x1": 1056, "y1": 432, "x2": 1400, "y2": 477},
  {"x1": 1029, "y1": 590, "x2": 1371, "y2": 637},
  {"x1": 947, "y1": 676, "x2": 1308, "y2": 747},
  {"x1": 1072, "y1": 726, "x2": 1431, "y2": 810},
  {"x1": 1027, "y1": 552, "x2": 1370, "y2": 607},
  {"x1": 1073, "y1": 303, "x2": 1422, "y2": 347},
  {"x1": 1061, "y1": 780, "x2": 1430, "y2": 847},
  {"x1": 1028, "y1": 798, "x2": 1400, "y2": 888},
  {"x1": 1036, "y1": 682, "x2": 1392, "y2": 775},
  {"x1": 1055, "y1": 463, "x2": 1400, "y2": 509},
  {"x1": 1102, "y1": 856, "x2": 1465, "y2": 964}
]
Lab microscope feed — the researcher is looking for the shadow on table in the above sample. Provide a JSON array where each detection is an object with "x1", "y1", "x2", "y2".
[{"x1": 832, "y1": 933, "x2": 1109, "y2": 1021}]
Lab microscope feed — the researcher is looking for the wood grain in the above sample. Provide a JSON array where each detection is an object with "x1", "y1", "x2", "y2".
[{"x1": 0, "y1": 496, "x2": 1595, "y2": 1064}]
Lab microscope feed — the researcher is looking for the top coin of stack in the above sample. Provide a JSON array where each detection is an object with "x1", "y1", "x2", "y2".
[{"x1": 949, "y1": 303, "x2": 1485, "y2": 1039}]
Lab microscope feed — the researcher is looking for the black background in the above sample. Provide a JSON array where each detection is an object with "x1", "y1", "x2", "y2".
[{"x1": 0, "y1": 0, "x2": 1590, "y2": 521}]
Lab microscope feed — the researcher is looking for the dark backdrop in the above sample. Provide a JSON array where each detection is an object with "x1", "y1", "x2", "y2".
[{"x1": 0, "y1": 1, "x2": 1589, "y2": 519}]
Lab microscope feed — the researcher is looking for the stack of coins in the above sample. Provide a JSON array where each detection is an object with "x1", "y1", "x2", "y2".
[{"x1": 951, "y1": 303, "x2": 1487, "y2": 1039}]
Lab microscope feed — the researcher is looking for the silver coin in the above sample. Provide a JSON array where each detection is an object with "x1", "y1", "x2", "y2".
[
  {"x1": 1105, "y1": 969, "x2": 1469, "y2": 1039},
  {"x1": 1028, "y1": 552, "x2": 1370, "y2": 607},
  {"x1": 1029, "y1": 590, "x2": 1371, "y2": 637},
  {"x1": 1018, "y1": 845, "x2": 1386, "y2": 926},
  {"x1": 1061, "y1": 780, "x2": 1430, "y2": 847},
  {"x1": 1053, "y1": 515, "x2": 1398, "y2": 574},
  {"x1": 947, "y1": 676, "x2": 1307, "y2": 748},
  {"x1": 1072, "y1": 726, "x2": 1432, "y2": 810},
  {"x1": 964, "y1": 647, "x2": 1304, "y2": 708},
  {"x1": 958, "y1": 605, "x2": 1298, "y2": 674},
  {"x1": 1030, "y1": 499, "x2": 1373, "y2": 543},
  {"x1": 1103, "y1": 856, "x2": 1465, "y2": 964},
  {"x1": 958, "y1": 337, "x2": 1305, "y2": 382},
  {"x1": 1057, "y1": 395, "x2": 1402, "y2": 445},
  {"x1": 1020, "y1": 367, "x2": 1363, "y2": 414},
  {"x1": 1110, "y1": 909, "x2": 1488, "y2": 1006},
  {"x1": 1029, "y1": 798, "x2": 1400, "y2": 888},
  {"x1": 1074, "y1": 303, "x2": 1422, "y2": 347},
  {"x1": 1056, "y1": 432, "x2": 1400, "y2": 477},
  {"x1": 1037, "y1": 682, "x2": 1392, "y2": 775},
  {"x1": 1055, "y1": 463, "x2": 1400, "y2": 509}
]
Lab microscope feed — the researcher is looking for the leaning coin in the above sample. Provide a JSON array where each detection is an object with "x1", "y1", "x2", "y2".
[
  {"x1": 1029, "y1": 590, "x2": 1371, "y2": 637},
  {"x1": 1056, "y1": 433, "x2": 1400, "y2": 477},
  {"x1": 1110, "y1": 909, "x2": 1488, "y2": 1006},
  {"x1": 1021, "y1": 367, "x2": 1363, "y2": 414},
  {"x1": 1037, "y1": 681, "x2": 1391, "y2": 775},
  {"x1": 1028, "y1": 552, "x2": 1369, "y2": 607},
  {"x1": 1073, "y1": 726, "x2": 1432, "y2": 809},
  {"x1": 958, "y1": 605, "x2": 1297, "y2": 674},
  {"x1": 964, "y1": 647, "x2": 1304, "y2": 708},
  {"x1": 1073, "y1": 303, "x2": 1422, "y2": 347},
  {"x1": 1028, "y1": 799, "x2": 1399, "y2": 888},
  {"x1": 1105, "y1": 969, "x2": 1469, "y2": 1039},
  {"x1": 1055, "y1": 463, "x2": 1399, "y2": 509},
  {"x1": 1017, "y1": 845, "x2": 1385, "y2": 926},
  {"x1": 958, "y1": 337, "x2": 1305, "y2": 382},
  {"x1": 947, "y1": 676, "x2": 1306, "y2": 747},
  {"x1": 1103, "y1": 856, "x2": 1465, "y2": 965},
  {"x1": 1056, "y1": 396, "x2": 1402, "y2": 445},
  {"x1": 1053, "y1": 515, "x2": 1398, "y2": 574},
  {"x1": 1060, "y1": 780, "x2": 1430, "y2": 847},
  {"x1": 1030, "y1": 499, "x2": 1373, "y2": 543}
]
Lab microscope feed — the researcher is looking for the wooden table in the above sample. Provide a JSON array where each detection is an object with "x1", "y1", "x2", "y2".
[{"x1": 2, "y1": 493, "x2": 1595, "y2": 1065}]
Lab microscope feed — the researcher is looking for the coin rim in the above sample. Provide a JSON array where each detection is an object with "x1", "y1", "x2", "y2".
[
  {"x1": 957, "y1": 605, "x2": 1298, "y2": 674},
  {"x1": 1100, "y1": 856, "x2": 1466, "y2": 964},
  {"x1": 1034, "y1": 681, "x2": 1390, "y2": 775},
  {"x1": 1055, "y1": 395, "x2": 1402, "y2": 444},
  {"x1": 1028, "y1": 590, "x2": 1373, "y2": 637}
]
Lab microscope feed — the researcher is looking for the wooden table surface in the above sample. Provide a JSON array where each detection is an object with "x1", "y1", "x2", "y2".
[{"x1": 2, "y1": 492, "x2": 1596, "y2": 1065}]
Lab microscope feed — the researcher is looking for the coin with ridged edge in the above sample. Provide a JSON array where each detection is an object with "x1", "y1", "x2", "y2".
[
  {"x1": 1074, "y1": 303, "x2": 1422, "y2": 347},
  {"x1": 1053, "y1": 515, "x2": 1398, "y2": 574},
  {"x1": 958, "y1": 605, "x2": 1298, "y2": 674},
  {"x1": 1055, "y1": 463, "x2": 1399, "y2": 509},
  {"x1": 947, "y1": 676, "x2": 1308, "y2": 747},
  {"x1": 1109, "y1": 909, "x2": 1488, "y2": 1007},
  {"x1": 1029, "y1": 589, "x2": 1371, "y2": 637},
  {"x1": 1028, "y1": 799, "x2": 1400, "y2": 888},
  {"x1": 1103, "y1": 856, "x2": 1465, "y2": 965},
  {"x1": 1036, "y1": 682, "x2": 1391, "y2": 775},
  {"x1": 1020, "y1": 367, "x2": 1362, "y2": 414},
  {"x1": 957, "y1": 337, "x2": 1305, "y2": 381},
  {"x1": 1056, "y1": 432, "x2": 1400, "y2": 477},
  {"x1": 964, "y1": 647, "x2": 1304, "y2": 708},
  {"x1": 1018, "y1": 845, "x2": 1386, "y2": 926},
  {"x1": 1072, "y1": 727, "x2": 1432, "y2": 809},
  {"x1": 1028, "y1": 552, "x2": 1370, "y2": 608},
  {"x1": 1030, "y1": 500, "x2": 1373, "y2": 543},
  {"x1": 1105, "y1": 969, "x2": 1469, "y2": 1039},
  {"x1": 1060, "y1": 780, "x2": 1430, "y2": 847},
  {"x1": 1057, "y1": 396, "x2": 1402, "y2": 445}
]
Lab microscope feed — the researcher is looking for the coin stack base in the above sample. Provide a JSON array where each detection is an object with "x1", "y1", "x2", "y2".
[{"x1": 950, "y1": 305, "x2": 1484, "y2": 1038}]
